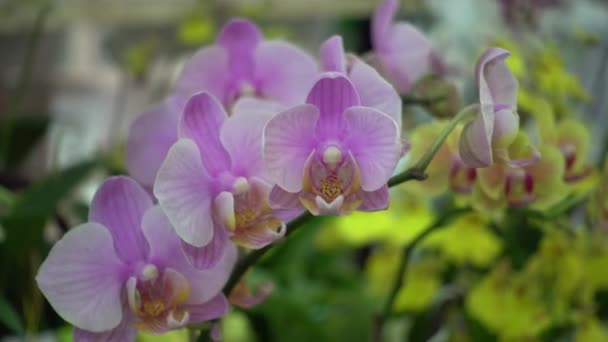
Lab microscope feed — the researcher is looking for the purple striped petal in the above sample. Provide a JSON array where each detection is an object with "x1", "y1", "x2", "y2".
[
  {"x1": 218, "y1": 19, "x2": 262, "y2": 80},
  {"x1": 263, "y1": 105, "x2": 319, "y2": 192},
  {"x1": 358, "y1": 186, "x2": 390, "y2": 211},
  {"x1": 349, "y1": 57, "x2": 402, "y2": 127},
  {"x1": 89, "y1": 176, "x2": 153, "y2": 263},
  {"x1": 154, "y1": 139, "x2": 214, "y2": 247},
  {"x1": 476, "y1": 47, "x2": 518, "y2": 108},
  {"x1": 126, "y1": 98, "x2": 181, "y2": 188},
  {"x1": 320, "y1": 36, "x2": 346, "y2": 73},
  {"x1": 459, "y1": 105, "x2": 494, "y2": 168},
  {"x1": 179, "y1": 92, "x2": 231, "y2": 176},
  {"x1": 306, "y1": 74, "x2": 360, "y2": 140},
  {"x1": 221, "y1": 98, "x2": 282, "y2": 178},
  {"x1": 186, "y1": 294, "x2": 229, "y2": 323},
  {"x1": 344, "y1": 107, "x2": 401, "y2": 191},
  {"x1": 181, "y1": 222, "x2": 231, "y2": 270},
  {"x1": 36, "y1": 223, "x2": 128, "y2": 333},
  {"x1": 73, "y1": 315, "x2": 136, "y2": 342},
  {"x1": 141, "y1": 206, "x2": 236, "y2": 303},
  {"x1": 175, "y1": 46, "x2": 230, "y2": 104},
  {"x1": 255, "y1": 41, "x2": 319, "y2": 106}
]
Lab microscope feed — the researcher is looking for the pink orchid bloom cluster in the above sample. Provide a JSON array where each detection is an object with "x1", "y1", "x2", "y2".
[{"x1": 35, "y1": 0, "x2": 527, "y2": 340}]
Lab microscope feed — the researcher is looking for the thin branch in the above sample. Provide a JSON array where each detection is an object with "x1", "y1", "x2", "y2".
[{"x1": 371, "y1": 207, "x2": 470, "y2": 342}]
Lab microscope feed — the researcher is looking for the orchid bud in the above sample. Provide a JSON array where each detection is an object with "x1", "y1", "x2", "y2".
[{"x1": 460, "y1": 47, "x2": 528, "y2": 168}]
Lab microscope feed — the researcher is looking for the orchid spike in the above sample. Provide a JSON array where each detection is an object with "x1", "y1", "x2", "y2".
[
  {"x1": 36, "y1": 177, "x2": 236, "y2": 341},
  {"x1": 264, "y1": 73, "x2": 403, "y2": 216}
]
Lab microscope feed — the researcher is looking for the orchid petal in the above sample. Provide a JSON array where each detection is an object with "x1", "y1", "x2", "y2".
[
  {"x1": 89, "y1": 176, "x2": 152, "y2": 263},
  {"x1": 217, "y1": 19, "x2": 262, "y2": 79},
  {"x1": 154, "y1": 139, "x2": 214, "y2": 247},
  {"x1": 371, "y1": 0, "x2": 397, "y2": 50},
  {"x1": 126, "y1": 98, "x2": 181, "y2": 188},
  {"x1": 229, "y1": 281, "x2": 274, "y2": 309},
  {"x1": 181, "y1": 223, "x2": 230, "y2": 270},
  {"x1": 186, "y1": 294, "x2": 229, "y2": 323},
  {"x1": 349, "y1": 57, "x2": 402, "y2": 127},
  {"x1": 255, "y1": 41, "x2": 318, "y2": 106},
  {"x1": 344, "y1": 107, "x2": 401, "y2": 191},
  {"x1": 263, "y1": 105, "x2": 318, "y2": 192},
  {"x1": 175, "y1": 46, "x2": 230, "y2": 104},
  {"x1": 36, "y1": 223, "x2": 127, "y2": 333},
  {"x1": 358, "y1": 186, "x2": 390, "y2": 211},
  {"x1": 73, "y1": 316, "x2": 136, "y2": 342},
  {"x1": 231, "y1": 218, "x2": 285, "y2": 249},
  {"x1": 306, "y1": 74, "x2": 360, "y2": 139},
  {"x1": 221, "y1": 98, "x2": 282, "y2": 177},
  {"x1": 179, "y1": 92, "x2": 231, "y2": 175},
  {"x1": 141, "y1": 206, "x2": 236, "y2": 304},
  {"x1": 268, "y1": 185, "x2": 304, "y2": 210},
  {"x1": 320, "y1": 35, "x2": 346, "y2": 73},
  {"x1": 459, "y1": 105, "x2": 494, "y2": 168},
  {"x1": 315, "y1": 195, "x2": 345, "y2": 215},
  {"x1": 476, "y1": 47, "x2": 518, "y2": 108}
]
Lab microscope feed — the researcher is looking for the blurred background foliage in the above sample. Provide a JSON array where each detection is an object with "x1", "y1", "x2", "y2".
[{"x1": 1, "y1": 0, "x2": 608, "y2": 341}]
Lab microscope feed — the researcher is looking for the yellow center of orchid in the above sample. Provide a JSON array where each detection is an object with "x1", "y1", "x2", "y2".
[
  {"x1": 319, "y1": 173, "x2": 343, "y2": 202},
  {"x1": 142, "y1": 300, "x2": 165, "y2": 317},
  {"x1": 129, "y1": 267, "x2": 191, "y2": 333},
  {"x1": 236, "y1": 208, "x2": 259, "y2": 228}
]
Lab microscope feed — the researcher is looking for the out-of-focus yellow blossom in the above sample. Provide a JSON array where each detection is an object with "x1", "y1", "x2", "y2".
[
  {"x1": 473, "y1": 133, "x2": 567, "y2": 217},
  {"x1": 496, "y1": 38, "x2": 589, "y2": 118},
  {"x1": 582, "y1": 230, "x2": 608, "y2": 290},
  {"x1": 316, "y1": 191, "x2": 434, "y2": 248},
  {"x1": 406, "y1": 121, "x2": 476, "y2": 197},
  {"x1": 522, "y1": 229, "x2": 586, "y2": 324},
  {"x1": 222, "y1": 311, "x2": 255, "y2": 342},
  {"x1": 177, "y1": 13, "x2": 215, "y2": 46},
  {"x1": 424, "y1": 213, "x2": 502, "y2": 267},
  {"x1": 466, "y1": 262, "x2": 551, "y2": 340},
  {"x1": 532, "y1": 47, "x2": 590, "y2": 111},
  {"x1": 366, "y1": 247, "x2": 443, "y2": 313},
  {"x1": 491, "y1": 38, "x2": 526, "y2": 78}
]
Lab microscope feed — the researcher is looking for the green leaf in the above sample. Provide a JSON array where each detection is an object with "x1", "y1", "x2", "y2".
[
  {"x1": 3, "y1": 116, "x2": 49, "y2": 167},
  {"x1": 0, "y1": 295, "x2": 24, "y2": 334},
  {"x1": 1, "y1": 159, "x2": 98, "y2": 261}
]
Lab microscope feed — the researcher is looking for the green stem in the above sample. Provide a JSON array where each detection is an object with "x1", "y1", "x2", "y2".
[
  {"x1": 414, "y1": 104, "x2": 477, "y2": 172},
  {"x1": 196, "y1": 104, "x2": 477, "y2": 340},
  {"x1": 371, "y1": 207, "x2": 470, "y2": 342},
  {"x1": 0, "y1": 2, "x2": 51, "y2": 168},
  {"x1": 222, "y1": 211, "x2": 314, "y2": 295}
]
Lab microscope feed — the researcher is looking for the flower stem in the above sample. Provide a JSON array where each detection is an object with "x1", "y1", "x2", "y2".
[
  {"x1": 371, "y1": 207, "x2": 470, "y2": 342},
  {"x1": 222, "y1": 211, "x2": 314, "y2": 295},
  {"x1": 416, "y1": 104, "x2": 478, "y2": 172}
]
